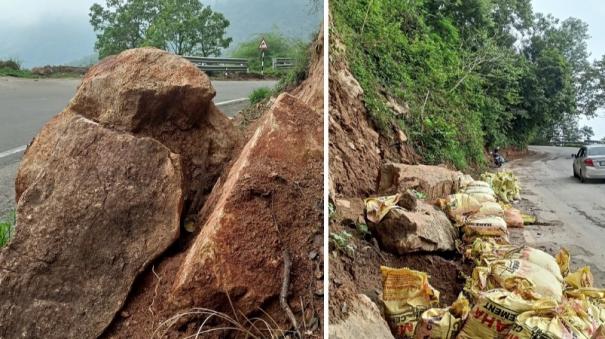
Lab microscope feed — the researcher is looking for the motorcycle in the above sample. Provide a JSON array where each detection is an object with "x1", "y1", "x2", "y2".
[{"x1": 492, "y1": 152, "x2": 506, "y2": 167}]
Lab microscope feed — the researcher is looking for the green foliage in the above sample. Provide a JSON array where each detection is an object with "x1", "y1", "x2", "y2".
[
  {"x1": 89, "y1": 0, "x2": 232, "y2": 58},
  {"x1": 329, "y1": 231, "x2": 356, "y2": 256},
  {"x1": 0, "y1": 210, "x2": 15, "y2": 248},
  {"x1": 276, "y1": 40, "x2": 312, "y2": 91},
  {"x1": 249, "y1": 87, "x2": 272, "y2": 104},
  {"x1": 0, "y1": 67, "x2": 33, "y2": 78},
  {"x1": 332, "y1": 0, "x2": 602, "y2": 169},
  {"x1": 411, "y1": 190, "x2": 427, "y2": 200},
  {"x1": 355, "y1": 223, "x2": 371, "y2": 238},
  {"x1": 579, "y1": 126, "x2": 595, "y2": 141},
  {"x1": 230, "y1": 31, "x2": 306, "y2": 73},
  {"x1": 0, "y1": 59, "x2": 20, "y2": 70},
  {"x1": 0, "y1": 59, "x2": 32, "y2": 78},
  {"x1": 328, "y1": 202, "x2": 336, "y2": 221}
]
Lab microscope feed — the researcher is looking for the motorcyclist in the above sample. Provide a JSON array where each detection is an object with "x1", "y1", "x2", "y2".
[{"x1": 492, "y1": 147, "x2": 505, "y2": 167}]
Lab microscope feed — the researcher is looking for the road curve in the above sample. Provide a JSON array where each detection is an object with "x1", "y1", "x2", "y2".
[
  {"x1": 509, "y1": 145, "x2": 605, "y2": 283},
  {"x1": 0, "y1": 77, "x2": 277, "y2": 214}
]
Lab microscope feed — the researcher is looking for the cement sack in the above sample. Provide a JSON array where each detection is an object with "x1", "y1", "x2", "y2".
[{"x1": 381, "y1": 266, "x2": 440, "y2": 338}]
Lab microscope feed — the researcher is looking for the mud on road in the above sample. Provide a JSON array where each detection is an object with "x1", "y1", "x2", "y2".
[{"x1": 507, "y1": 145, "x2": 605, "y2": 284}]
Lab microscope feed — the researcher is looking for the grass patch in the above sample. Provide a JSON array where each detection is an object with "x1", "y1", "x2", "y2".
[
  {"x1": 0, "y1": 67, "x2": 34, "y2": 78},
  {"x1": 249, "y1": 87, "x2": 272, "y2": 104},
  {"x1": 0, "y1": 210, "x2": 16, "y2": 247}
]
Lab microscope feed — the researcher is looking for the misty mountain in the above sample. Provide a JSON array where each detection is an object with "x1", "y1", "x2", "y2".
[{"x1": 0, "y1": 0, "x2": 322, "y2": 68}]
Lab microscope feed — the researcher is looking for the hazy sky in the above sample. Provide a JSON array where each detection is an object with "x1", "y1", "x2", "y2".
[
  {"x1": 0, "y1": 0, "x2": 321, "y2": 68},
  {"x1": 533, "y1": 0, "x2": 605, "y2": 140}
]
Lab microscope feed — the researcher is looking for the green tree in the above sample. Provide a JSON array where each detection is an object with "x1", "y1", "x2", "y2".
[
  {"x1": 144, "y1": 0, "x2": 231, "y2": 56},
  {"x1": 580, "y1": 126, "x2": 595, "y2": 141},
  {"x1": 230, "y1": 31, "x2": 305, "y2": 72},
  {"x1": 89, "y1": 0, "x2": 232, "y2": 58},
  {"x1": 332, "y1": 0, "x2": 605, "y2": 169}
]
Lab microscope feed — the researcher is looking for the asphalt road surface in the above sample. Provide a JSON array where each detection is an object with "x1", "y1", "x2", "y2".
[
  {"x1": 0, "y1": 77, "x2": 276, "y2": 214},
  {"x1": 509, "y1": 145, "x2": 605, "y2": 284}
]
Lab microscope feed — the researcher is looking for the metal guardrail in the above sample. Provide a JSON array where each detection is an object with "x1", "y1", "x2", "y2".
[
  {"x1": 183, "y1": 56, "x2": 249, "y2": 73},
  {"x1": 272, "y1": 57, "x2": 296, "y2": 70}
]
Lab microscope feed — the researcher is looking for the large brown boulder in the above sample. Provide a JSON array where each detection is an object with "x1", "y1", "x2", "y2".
[
  {"x1": 0, "y1": 116, "x2": 183, "y2": 339},
  {"x1": 372, "y1": 201, "x2": 457, "y2": 254},
  {"x1": 170, "y1": 93, "x2": 323, "y2": 318},
  {"x1": 16, "y1": 47, "x2": 240, "y2": 214},
  {"x1": 378, "y1": 163, "x2": 464, "y2": 200}
]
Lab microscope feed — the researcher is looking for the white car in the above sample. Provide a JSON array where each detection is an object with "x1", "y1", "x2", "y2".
[{"x1": 573, "y1": 144, "x2": 605, "y2": 183}]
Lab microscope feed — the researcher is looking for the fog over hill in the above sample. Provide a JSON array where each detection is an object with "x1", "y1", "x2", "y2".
[{"x1": 0, "y1": 0, "x2": 322, "y2": 68}]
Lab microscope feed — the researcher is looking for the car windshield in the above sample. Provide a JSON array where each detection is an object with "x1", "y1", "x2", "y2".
[{"x1": 588, "y1": 147, "x2": 605, "y2": 156}]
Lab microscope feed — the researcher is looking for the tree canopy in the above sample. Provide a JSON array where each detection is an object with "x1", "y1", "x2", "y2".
[
  {"x1": 90, "y1": 0, "x2": 232, "y2": 58},
  {"x1": 332, "y1": 0, "x2": 605, "y2": 169},
  {"x1": 230, "y1": 31, "x2": 306, "y2": 72}
]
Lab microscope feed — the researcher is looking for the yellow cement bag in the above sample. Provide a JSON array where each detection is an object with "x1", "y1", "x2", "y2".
[
  {"x1": 469, "y1": 192, "x2": 498, "y2": 203},
  {"x1": 504, "y1": 208, "x2": 524, "y2": 228},
  {"x1": 460, "y1": 175, "x2": 475, "y2": 188},
  {"x1": 445, "y1": 194, "x2": 481, "y2": 222},
  {"x1": 365, "y1": 194, "x2": 401, "y2": 223},
  {"x1": 469, "y1": 239, "x2": 564, "y2": 282},
  {"x1": 463, "y1": 216, "x2": 508, "y2": 239},
  {"x1": 565, "y1": 266, "x2": 594, "y2": 289},
  {"x1": 457, "y1": 289, "x2": 537, "y2": 339},
  {"x1": 566, "y1": 288, "x2": 605, "y2": 326},
  {"x1": 505, "y1": 299, "x2": 598, "y2": 339},
  {"x1": 476, "y1": 201, "x2": 505, "y2": 217},
  {"x1": 414, "y1": 295, "x2": 470, "y2": 339},
  {"x1": 489, "y1": 259, "x2": 563, "y2": 301},
  {"x1": 556, "y1": 249, "x2": 570, "y2": 277},
  {"x1": 467, "y1": 181, "x2": 491, "y2": 188},
  {"x1": 381, "y1": 266, "x2": 440, "y2": 338},
  {"x1": 593, "y1": 324, "x2": 605, "y2": 339}
]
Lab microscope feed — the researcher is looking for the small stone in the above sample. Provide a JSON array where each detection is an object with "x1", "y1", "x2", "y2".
[
  {"x1": 308, "y1": 250, "x2": 318, "y2": 260},
  {"x1": 120, "y1": 311, "x2": 130, "y2": 318}
]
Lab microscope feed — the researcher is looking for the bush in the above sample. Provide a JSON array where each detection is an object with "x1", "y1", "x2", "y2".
[
  {"x1": 0, "y1": 59, "x2": 20, "y2": 70},
  {"x1": 249, "y1": 87, "x2": 272, "y2": 104},
  {"x1": 0, "y1": 210, "x2": 15, "y2": 248}
]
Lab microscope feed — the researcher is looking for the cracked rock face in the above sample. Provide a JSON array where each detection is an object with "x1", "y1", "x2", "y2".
[
  {"x1": 0, "y1": 116, "x2": 183, "y2": 339},
  {"x1": 170, "y1": 93, "x2": 323, "y2": 317}
]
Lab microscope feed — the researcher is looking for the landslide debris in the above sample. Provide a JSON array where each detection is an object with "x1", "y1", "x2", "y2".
[
  {"x1": 16, "y1": 47, "x2": 240, "y2": 216},
  {"x1": 105, "y1": 30, "x2": 325, "y2": 338},
  {"x1": 2, "y1": 37, "x2": 324, "y2": 339}
]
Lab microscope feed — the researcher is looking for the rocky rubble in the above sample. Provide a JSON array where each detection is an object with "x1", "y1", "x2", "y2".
[
  {"x1": 372, "y1": 201, "x2": 457, "y2": 254},
  {"x1": 378, "y1": 163, "x2": 464, "y2": 199},
  {"x1": 0, "y1": 43, "x2": 324, "y2": 339},
  {"x1": 106, "y1": 31, "x2": 325, "y2": 338},
  {"x1": 16, "y1": 48, "x2": 239, "y2": 215}
]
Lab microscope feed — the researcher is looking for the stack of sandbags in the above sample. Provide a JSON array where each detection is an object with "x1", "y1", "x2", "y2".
[
  {"x1": 443, "y1": 190, "x2": 509, "y2": 245},
  {"x1": 380, "y1": 248, "x2": 605, "y2": 339}
]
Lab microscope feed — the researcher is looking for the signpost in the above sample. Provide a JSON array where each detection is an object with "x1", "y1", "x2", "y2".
[{"x1": 259, "y1": 38, "x2": 269, "y2": 75}]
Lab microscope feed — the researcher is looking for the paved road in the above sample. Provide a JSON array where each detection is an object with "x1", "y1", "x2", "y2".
[
  {"x1": 509, "y1": 145, "x2": 605, "y2": 283},
  {"x1": 0, "y1": 77, "x2": 276, "y2": 214}
]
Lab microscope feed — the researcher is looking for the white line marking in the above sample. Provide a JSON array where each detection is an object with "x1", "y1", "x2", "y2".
[
  {"x1": 215, "y1": 97, "x2": 249, "y2": 106},
  {"x1": 0, "y1": 145, "x2": 27, "y2": 159},
  {"x1": 0, "y1": 97, "x2": 250, "y2": 159}
]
